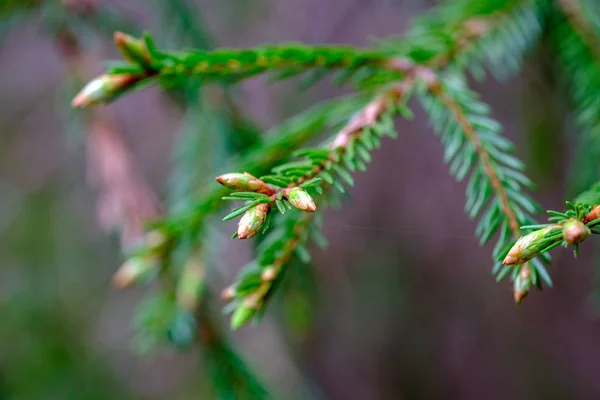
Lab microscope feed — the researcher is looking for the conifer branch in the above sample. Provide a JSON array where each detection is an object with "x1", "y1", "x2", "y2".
[
  {"x1": 223, "y1": 212, "x2": 315, "y2": 330},
  {"x1": 71, "y1": 32, "x2": 402, "y2": 108},
  {"x1": 65, "y1": 0, "x2": 600, "y2": 341},
  {"x1": 501, "y1": 201, "x2": 600, "y2": 274},
  {"x1": 418, "y1": 73, "x2": 545, "y2": 302},
  {"x1": 217, "y1": 83, "x2": 408, "y2": 327}
]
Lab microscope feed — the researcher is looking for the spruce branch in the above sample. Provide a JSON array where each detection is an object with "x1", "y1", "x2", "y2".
[
  {"x1": 502, "y1": 201, "x2": 600, "y2": 275},
  {"x1": 216, "y1": 84, "x2": 408, "y2": 328},
  {"x1": 71, "y1": 31, "x2": 402, "y2": 107},
  {"x1": 418, "y1": 73, "x2": 545, "y2": 302},
  {"x1": 64, "y1": 0, "x2": 600, "y2": 341}
]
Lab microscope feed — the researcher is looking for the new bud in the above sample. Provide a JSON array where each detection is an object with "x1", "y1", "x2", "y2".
[
  {"x1": 237, "y1": 203, "x2": 270, "y2": 239},
  {"x1": 562, "y1": 219, "x2": 590, "y2": 245},
  {"x1": 503, "y1": 226, "x2": 557, "y2": 266},
  {"x1": 221, "y1": 285, "x2": 237, "y2": 301},
  {"x1": 231, "y1": 304, "x2": 257, "y2": 330},
  {"x1": 72, "y1": 74, "x2": 139, "y2": 108},
  {"x1": 513, "y1": 266, "x2": 532, "y2": 304},
  {"x1": 216, "y1": 172, "x2": 268, "y2": 193},
  {"x1": 176, "y1": 258, "x2": 205, "y2": 311},
  {"x1": 261, "y1": 266, "x2": 278, "y2": 281},
  {"x1": 114, "y1": 32, "x2": 152, "y2": 67},
  {"x1": 112, "y1": 256, "x2": 156, "y2": 288},
  {"x1": 284, "y1": 188, "x2": 317, "y2": 212}
]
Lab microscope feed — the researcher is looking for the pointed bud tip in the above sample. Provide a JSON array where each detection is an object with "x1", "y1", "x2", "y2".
[
  {"x1": 502, "y1": 255, "x2": 518, "y2": 265},
  {"x1": 514, "y1": 291, "x2": 528, "y2": 305},
  {"x1": 71, "y1": 92, "x2": 88, "y2": 108},
  {"x1": 112, "y1": 261, "x2": 137, "y2": 289},
  {"x1": 221, "y1": 286, "x2": 236, "y2": 301},
  {"x1": 261, "y1": 267, "x2": 277, "y2": 281},
  {"x1": 113, "y1": 31, "x2": 130, "y2": 46},
  {"x1": 237, "y1": 231, "x2": 255, "y2": 240}
]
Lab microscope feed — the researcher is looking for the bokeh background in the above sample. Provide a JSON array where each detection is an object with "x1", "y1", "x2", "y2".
[{"x1": 2, "y1": 1, "x2": 600, "y2": 399}]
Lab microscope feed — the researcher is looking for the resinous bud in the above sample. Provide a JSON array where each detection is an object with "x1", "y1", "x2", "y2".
[
  {"x1": 72, "y1": 74, "x2": 138, "y2": 108},
  {"x1": 112, "y1": 256, "x2": 156, "y2": 288},
  {"x1": 216, "y1": 172, "x2": 265, "y2": 192},
  {"x1": 114, "y1": 32, "x2": 151, "y2": 67},
  {"x1": 503, "y1": 226, "x2": 557, "y2": 266},
  {"x1": 285, "y1": 187, "x2": 317, "y2": 212},
  {"x1": 144, "y1": 229, "x2": 168, "y2": 253},
  {"x1": 261, "y1": 266, "x2": 277, "y2": 281},
  {"x1": 237, "y1": 203, "x2": 269, "y2": 239},
  {"x1": 513, "y1": 266, "x2": 532, "y2": 304},
  {"x1": 562, "y1": 219, "x2": 590, "y2": 245},
  {"x1": 221, "y1": 285, "x2": 237, "y2": 301}
]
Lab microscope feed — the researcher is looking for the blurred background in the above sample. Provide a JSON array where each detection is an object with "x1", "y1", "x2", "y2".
[{"x1": 2, "y1": 0, "x2": 600, "y2": 399}]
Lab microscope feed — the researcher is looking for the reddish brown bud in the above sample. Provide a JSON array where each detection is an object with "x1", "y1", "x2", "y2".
[
  {"x1": 238, "y1": 203, "x2": 270, "y2": 239},
  {"x1": 284, "y1": 188, "x2": 316, "y2": 212},
  {"x1": 216, "y1": 172, "x2": 273, "y2": 194},
  {"x1": 72, "y1": 74, "x2": 139, "y2": 108},
  {"x1": 562, "y1": 219, "x2": 590, "y2": 245}
]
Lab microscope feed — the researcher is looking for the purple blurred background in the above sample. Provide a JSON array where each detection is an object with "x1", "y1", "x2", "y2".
[{"x1": 1, "y1": 0, "x2": 600, "y2": 399}]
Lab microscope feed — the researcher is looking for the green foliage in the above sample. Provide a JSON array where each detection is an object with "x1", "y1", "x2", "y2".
[
  {"x1": 418, "y1": 73, "x2": 549, "y2": 286},
  {"x1": 68, "y1": 0, "x2": 600, "y2": 330},
  {"x1": 22, "y1": 0, "x2": 600, "y2": 397}
]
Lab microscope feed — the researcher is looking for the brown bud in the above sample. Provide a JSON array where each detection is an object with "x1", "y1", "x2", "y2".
[
  {"x1": 261, "y1": 266, "x2": 278, "y2": 281},
  {"x1": 215, "y1": 172, "x2": 272, "y2": 194},
  {"x1": 503, "y1": 226, "x2": 559, "y2": 266},
  {"x1": 112, "y1": 256, "x2": 156, "y2": 289},
  {"x1": 221, "y1": 285, "x2": 237, "y2": 301},
  {"x1": 562, "y1": 219, "x2": 590, "y2": 245},
  {"x1": 72, "y1": 74, "x2": 139, "y2": 108},
  {"x1": 284, "y1": 187, "x2": 317, "y2": 212},
  {"x1": 114, "y1": 32, "x2": 152, "y2": 67},
  {"x1": 237, "y1": 203, "x2": 270, "y2": 239},
  {"x1": 513, "y1": 265, "x2": 532, "y2": 304}
]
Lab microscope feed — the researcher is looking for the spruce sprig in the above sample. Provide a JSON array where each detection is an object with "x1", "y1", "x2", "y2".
[
  {"x1": 69, "y1": 0, "x2": 600, "y2": 337},
  {"x1": 216, "y1": 88, "x2": 405, "y2": 327},
  {"x1": 71, "y1": 32, "x2": 402, "y2": 108},
  {"x1": 419, "y1": 72, "x2": 546, "y2": 302}
]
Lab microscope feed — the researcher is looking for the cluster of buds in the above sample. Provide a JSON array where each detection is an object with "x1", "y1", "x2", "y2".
[
  {"x1": 71, "y1": 32, "x2": 153, "y2": 108},
  {"x1": 503, "y1": 218, "x2": 593, "y2": 268},
  {"x1": 216, "y1": 172, "x2": 318, "y2": 240}
]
